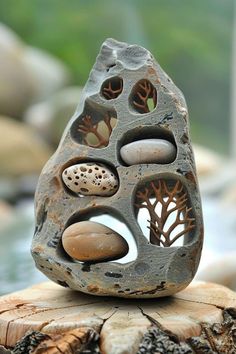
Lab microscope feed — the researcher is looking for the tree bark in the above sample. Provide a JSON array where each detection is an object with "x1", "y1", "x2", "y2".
[{"x1": 0, "y1": 281, "x2": 236, "y2": 353}]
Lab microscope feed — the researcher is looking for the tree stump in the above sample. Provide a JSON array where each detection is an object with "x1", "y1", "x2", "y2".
[{"x1": 0, "y1": 281, "x2": 236, "y2": 353}]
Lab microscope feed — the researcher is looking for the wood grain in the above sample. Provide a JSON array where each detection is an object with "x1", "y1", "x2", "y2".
[{"x1": 0, "y1": 281, "x2": 236, "y2": 353}]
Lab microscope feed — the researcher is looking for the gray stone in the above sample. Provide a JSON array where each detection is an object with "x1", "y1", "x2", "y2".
[
  {"x1": 32, "y1": 38, "x2": 203, "y2": 298},
  {"x1": 120, "y1": 139, "x2": 176, "y2": 165}
]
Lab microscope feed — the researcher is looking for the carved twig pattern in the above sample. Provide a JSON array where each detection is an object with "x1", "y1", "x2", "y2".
[
  {"x1": 136, "y1": 180, "x2": 195, "y2": 246},
  {"x1": 102, "y1": 78, "x2": 123, "y2": 100},
  {"x1": 133, "y1": 79, "x2": 157, "y2": 113},
  {"x1": 77, "y1": 114, "x2": 113, "y2": 148}
]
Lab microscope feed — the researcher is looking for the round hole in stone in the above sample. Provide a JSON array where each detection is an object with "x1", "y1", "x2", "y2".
[
  {"x1": 101, "y1": 76, "x2": 123, "y2": 100},
  {"x1": 129, "y1": 79, "x2": 157, "y2": 113}
]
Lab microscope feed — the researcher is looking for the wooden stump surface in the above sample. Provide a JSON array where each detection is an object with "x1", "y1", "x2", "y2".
[{"x1": 0, "y1": 281, "x2": 236, "y2": 353}]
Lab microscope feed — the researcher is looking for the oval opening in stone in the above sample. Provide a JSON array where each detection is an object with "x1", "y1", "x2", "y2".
[
  {"x1": 129, "y1": 79, "x2": 157, "y2": 113},
  {"x1": 71, "y1": 99, "x2": 117, "y2": 148},
  {"x1": 64, "y1": 211, "x2": 137, "y2": 264},
  {"x1": 118, "y1": 126, "x2": 177, "y2": 166},
  {"x1": 135, "y1": 177, "x2": 195, "y2": 247},
  {"x1": 101, "y1": 76, "x2": 123, "y2": 100}
]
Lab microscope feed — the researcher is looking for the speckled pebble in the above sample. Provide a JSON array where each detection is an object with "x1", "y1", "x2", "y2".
[
  {"x1": 62, "y1": 162, "x2": 119, "y2": 196},
  {"x1": 62, "y1": 221, "x2": 129, "y2": 262},
  {"x1": 120, "y1": 139, "x2": 176, "y2": 165}
]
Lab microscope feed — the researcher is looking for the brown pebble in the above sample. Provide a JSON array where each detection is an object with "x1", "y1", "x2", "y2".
[{"x1": 62, "y1": 221, "x2": 129, "y2": 262}]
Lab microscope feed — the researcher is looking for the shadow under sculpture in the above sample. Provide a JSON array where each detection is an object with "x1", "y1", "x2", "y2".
[{"x1": 32, "y1": 38, "x2": 204, "y2": 298}]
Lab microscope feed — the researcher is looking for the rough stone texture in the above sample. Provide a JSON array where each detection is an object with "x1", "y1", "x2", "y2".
[{"x1": 32, "y1": 38, "x2": 203, "y2": 298}]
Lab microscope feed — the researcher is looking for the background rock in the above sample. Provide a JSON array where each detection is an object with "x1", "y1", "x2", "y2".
[
  {"x1": 0, "y1": 200, "x2": 14, "y2": 232},
  {"x1": 0, "y1": 23, "x2": 35, "y2": 118},
  {"x1": 197, "y1": 252, "x2": 236, "y2": 291},
  {"x1": 22, "y1": 46, "x2": 71, "y2": 102},
  {"x1": 24, "y1": 86, "x2": 82, "y2": 145},
  {"x1": 0, "y1": 116, "x2": 52, "y2": 177},
  {"x1": 194, "y1": 144, "x2": 222, "y2": 177},
  {"x1": 0, "y1": 23, "x2": 71, "y2": 119}
]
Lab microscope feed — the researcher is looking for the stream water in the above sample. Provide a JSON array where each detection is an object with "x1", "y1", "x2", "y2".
[{"x1": 0, "y1": 195, "x2": 235, "y2": 296}]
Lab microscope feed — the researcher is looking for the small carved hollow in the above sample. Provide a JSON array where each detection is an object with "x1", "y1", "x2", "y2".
[
  {"x1": 101, "y1": 77, "x2": 123, "y2": 100},
  {"x1": 71, "y1": 101, "x2": 117, "y2": 148},
  {"x1": 63, "y1": 209, "x2": 138, "y2": 264},
  {"x1": 130, "y1": 79, "x2": 157, "y2": 113},
  {"x1": 77, "y1": 114, "x2": 116, "y2": 148},
  {"x1": 135, "y1": 179, "x2": 195, "y2": 246}
]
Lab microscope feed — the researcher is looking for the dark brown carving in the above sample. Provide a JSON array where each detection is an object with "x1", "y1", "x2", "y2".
[
  {"x1": 131, "y1": 79, "x2": 157, "y2": 113},
  {"x1": 77, "y1": 113, "x2": 115, "y2": 148},
  {"x1": 136, "y1": 179, "x2": 195, "y2": 246},
  {"x1": 101, "y1": 77, "x2": 123, "y2": 100}
]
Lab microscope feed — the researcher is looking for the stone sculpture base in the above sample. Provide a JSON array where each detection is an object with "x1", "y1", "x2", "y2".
[{"x1": 0, "y1": 281, "x2": 236, "y2": 353}]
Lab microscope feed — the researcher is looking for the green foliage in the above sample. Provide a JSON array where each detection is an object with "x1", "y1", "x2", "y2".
[{"x1": 0, "y1": 0, "x2": 233, "y2": 152}]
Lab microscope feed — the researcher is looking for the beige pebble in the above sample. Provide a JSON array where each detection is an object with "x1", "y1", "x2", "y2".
[
  {"x1": 62, "y1": 162, "x2": 119, "y2": 196},
  {"x1": 62, "y1": 221, "x2": 129, "y2": 262},
  {"x1": 120, "y1": 139, "x2": 176, "y2": 165}
]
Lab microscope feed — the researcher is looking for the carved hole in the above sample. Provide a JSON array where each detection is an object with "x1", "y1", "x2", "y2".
[
  {"x1": 106, "y1": 63, "x2": 116, "y2": 72},
  {"x1": 101, "y1": 77, "x2": 123, "y2": 100},
  {"x1": 71, "y1": 99, "x2": 117, "y2": 148},
  {"x1": 130, "y1": 79, "x2": 157, "y2": 114},
  {"x1": 65, "y1": 209, "x2": 137, "y2": 264},
  {"x1": 135, "y1": 178, "x2": 195, "y2": 247},
  {"x1": 117, "y1": 126, "x2": 177, "y2": 166}
]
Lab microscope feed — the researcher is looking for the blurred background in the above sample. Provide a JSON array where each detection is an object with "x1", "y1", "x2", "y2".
[{"x1": 1, "y1": 0, "x2": 236, "y2": 295}]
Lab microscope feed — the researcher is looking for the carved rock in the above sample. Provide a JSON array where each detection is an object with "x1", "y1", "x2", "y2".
[
  {"x1": 32, "y1": 38, "x2": 203, "y2": 298},
  {"x1": 62, "y1": 162, "x2": 119, "y2": 196},
  {"x1": 62, "y1": 221, "x2": 129, "y2": 262},
  {"x1": 120, "y1": 138, "x2": 176, "y2": 165}
]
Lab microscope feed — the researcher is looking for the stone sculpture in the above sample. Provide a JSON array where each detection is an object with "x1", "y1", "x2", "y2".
[{"x1": 32, "y1": 38, "x2": 203, "y2": 298}]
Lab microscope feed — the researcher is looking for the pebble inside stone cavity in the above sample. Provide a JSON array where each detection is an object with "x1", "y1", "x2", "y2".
[
  {"x1": 62, "y1": 221, "x2": 129, "y2": 262},
  {"x1": 120, "y1": 139, "x2": 176, "y2": 165},
  {"x1": 62, "y1": 162, "x2": 119, "y2": 196}
]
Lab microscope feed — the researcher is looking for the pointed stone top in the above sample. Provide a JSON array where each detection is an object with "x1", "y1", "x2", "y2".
[{"x1": 98, "y1": 38, "x2": 153, "y2": 71}]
